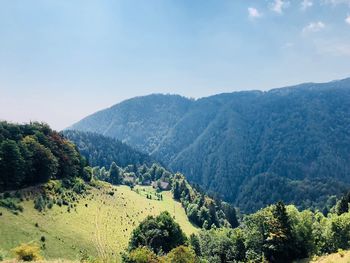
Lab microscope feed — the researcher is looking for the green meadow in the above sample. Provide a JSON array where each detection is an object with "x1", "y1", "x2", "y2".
[{"x1": 0, "y1": 183, "x2": 197, "y2": 262}]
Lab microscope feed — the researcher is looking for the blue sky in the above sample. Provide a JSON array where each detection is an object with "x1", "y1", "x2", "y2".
[{"x1": 1, "y1": 0, "x2": 350, "y2": 130}]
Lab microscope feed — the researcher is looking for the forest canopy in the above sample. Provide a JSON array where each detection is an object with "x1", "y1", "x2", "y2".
[{"x1": 0, "y1": 121, "x2": 86, "y2": 191}]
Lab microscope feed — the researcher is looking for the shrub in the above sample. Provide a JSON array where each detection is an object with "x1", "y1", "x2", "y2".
[
  {"x1": 12, "y1": 243, "x2": 42, "y2": 261},
  {"x1": 34, "y1": 196, "x2": 45, "y2": 212},
  {"x1": 122, "y1": 247, "x2": 160, "y2": 263},
  {"x1": 47, "y1": 201, "x2": 53, "y2": 209},
  {"x1": 0, "y1": 198, "x2": 23, "y2": 213},
  {"x1": 0, "y1": 249, "x2": 5, "y2": 261},
  {"x1": 165, "y1": 246, "x2": 197, "y2": 263},
  {"x1": 338, "y1": 248, "x2": 345, "y2": 257},
  {"x1": 40, "y1": 236, "x2": 46, "y2": 242}
]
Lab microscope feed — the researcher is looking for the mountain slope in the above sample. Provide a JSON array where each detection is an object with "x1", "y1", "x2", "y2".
[
  {"x1": 69, "y1": 78, "x2": 350, "y2": 212},
  {"x1": 62, "y1": 130, "x2": 154, "y2": 168},
  {"x1": 68, "y1": 94, "x2": 192, "y2": 153},
  {"x1": 0, "y1": 183, "x2": 197, "y2": 261}
]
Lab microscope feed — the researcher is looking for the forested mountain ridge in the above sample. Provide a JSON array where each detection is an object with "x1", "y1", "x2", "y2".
[
  {"x1": 62, "y1": 130, "x2": 155, "y2": 168},
  {"x1": 67, "y1": 94, "x2": 192, "y2": 153},
  {"x1": 69, "y1": 77, "x2": 350, "y2": 212}
]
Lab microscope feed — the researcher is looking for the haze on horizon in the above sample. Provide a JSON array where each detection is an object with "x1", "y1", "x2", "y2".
[{"x1": 1, "y1": 0, "x2": 350, "y2": 130}]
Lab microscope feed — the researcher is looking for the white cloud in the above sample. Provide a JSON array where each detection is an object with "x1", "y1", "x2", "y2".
[
  {"x1": 302, "y1": 21, "x2": 325, "y2": 33},
  {"x1": 346, "y1": 15, "x2": 350, "y2": 25},
  {"x1": 248, "y1": 7, "x2": 262, "y2": 18},
  {"x1": 270, "y1": 0, "x2": 289, "y2": 14},
  {"x1": 301, "y1": 0, "x2": 313, "y2": 10}
]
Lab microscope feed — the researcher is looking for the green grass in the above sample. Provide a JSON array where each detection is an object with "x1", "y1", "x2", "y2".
[
  {"x1": 0, "y1": 182, "x2": 198, "y2": 262},
  {"x1": 133, "y1": 185, "x2": 163, "y2": 201},
  {"x1": 296, "y1": 250, "x2": 350, "y2": 263}
]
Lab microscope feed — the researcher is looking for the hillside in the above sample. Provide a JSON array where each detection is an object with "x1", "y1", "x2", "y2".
[
  {"x1": 0, "y1": 182, "x2": 197, "y2": 261},
  {"x1": 67, "y1": 94, "x2": 192, "y2": 154},
  {"x1": 62, "y1": 130, "x2": 154, "y2": 168},
  {"x1": 69, "y1": 78, "x2": 350, "y2": 212}
]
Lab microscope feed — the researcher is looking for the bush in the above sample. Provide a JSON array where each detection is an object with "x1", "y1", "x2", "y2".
[
  {"x1": 0, "y1": 198, "x2": 23, "y2": 213},
  {"x1": 12, "y1": 243, "x2": 42, "y2": 261},
  {"x1": 165, "y1": 246, "x2": 197, "y2": 263},
  {"x1": 47, "y1": 201, "x2": 53, "y2": 209},
  {"x1": 0, "y1": 249, "x2": 5, "y2": 261},
  {"x1": 34, "y1": 196, "x2": 45, "y2": 212},
  {"x1": 122, "y1": 247, "x2": 160, "y2": 263}
]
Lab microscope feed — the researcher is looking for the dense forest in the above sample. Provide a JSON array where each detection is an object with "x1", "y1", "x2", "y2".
[
  {"x1": 70, "y1": 78, "x2": 350, "y2": 212},
  {"x1": 0, "y1": 122, "x2": 86, "y2": 191},
  {"x1": 63, "y1": 130, "x2": 154, "y2": 168},
  {"x1": 123, "y1": 194, "x2": 350, "y2": 263}
]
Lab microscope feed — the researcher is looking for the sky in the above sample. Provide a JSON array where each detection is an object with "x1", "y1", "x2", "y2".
[{"x1": 1, "y1": 0, "x2": 350, "y2": 130}]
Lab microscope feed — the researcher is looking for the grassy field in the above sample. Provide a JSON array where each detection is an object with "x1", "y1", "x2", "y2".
[
  {"x1": 296, "y1": 250, "x2": 350, "y2": 263},
  {"x1": 0, "y1": 183, "x2": 197, "y2": 262}
]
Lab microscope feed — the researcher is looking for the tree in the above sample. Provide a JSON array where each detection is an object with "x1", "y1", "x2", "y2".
[
  {"x1": 109, "y1": 162, "x2": 122, "y2": 185},
  {"x1": 264, "y1": 201, "x2": 294, "y2": 262},
  {"x1": 336, "y1": 191, "x2": 350, "y2": 215},
  {"x1": 0, "y1": 139, "x2": 25, "y2": 190},
  {"x1": 222, "y1": 202, "x2": 239, "y2": 228},
  {"x1": 82, "y1": 166, "x2": 93, "y2": 182},
  {"x1": 173, "y1": 181, "x2": 181, "y2": 200},
  {"x1": 165, "y1": 246, "x2": 196, "y2": 263},
  {"x1": 199, "y1": 228, "x2": 246, "y2": 263},
  {"x1": 189, "y1": 234, "x2": 201, "y2": 256},
  {"x1": 129, "y1": 211, "x2": 187, "y2": 253},
  {"x1": 122, "y1": 246, "x2": 160, "y2": 263},
  {"x1": 186, "y1": 204, "x2": 199, "y2": 225},
  {"x1": 21, "y1": 136, "x2": 58, "y2": 184}
]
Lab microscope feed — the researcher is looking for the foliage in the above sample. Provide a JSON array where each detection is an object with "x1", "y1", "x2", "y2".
[
  {"x1": 122, "y1": 246, "x2": 160, "y2": 263},
  {"x1": 12, "y1": 243, "x2": 42, "y2": 261},
  {"x1": 336, "y1": 190, "x2": 350, "y2": 215},
  {"x1": 0, "y1": 122, "x2": 86, "y2": 191},
  {"x1": 165, "y1": 245, "x2": 197, "y2": 263},
  {"x1": 171, "y1": 173, "x2": 238, "y2": 229},
  {"x1": 199, "y1": 228, "x2": 246, "y2": 263},
  {"x1": 109, "y1": 162, "x2": 122, "y2": 185},
  {"x1": 190, "y1": 201, "x2": 350, "y2": 262},
  {"x1": 129, "y1": 211, "x2": 187, "y2": 253},
  {"x1": 0, "y1": 198, "x2": 23, "y2": 213},
  {"x1": 63, "y1": 130, "x2": 154, "y2": 168}
]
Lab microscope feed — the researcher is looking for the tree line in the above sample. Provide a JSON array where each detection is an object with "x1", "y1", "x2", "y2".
[
  {"x1": 0, "y1": 122, "x2": 86, "y2": 191},
  {"x1": 123, "y1": 195, "x2": 350, "y2": 263}
]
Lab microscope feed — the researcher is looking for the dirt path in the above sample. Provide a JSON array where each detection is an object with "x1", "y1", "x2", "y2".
[{"x1": 94, "y1": 207, "x2": 106, "y2": 260}]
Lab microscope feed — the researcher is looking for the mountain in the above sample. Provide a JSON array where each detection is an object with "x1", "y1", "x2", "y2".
[
  {"x1": 62, "y1": 130, "x2": 155, "y2": 168},
  {"x1": 67, "y1": 94, "x2": 192, "y2": 154},
  {"x1": 69, "y1": 78, "x2": 350, "y2": 212}
]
